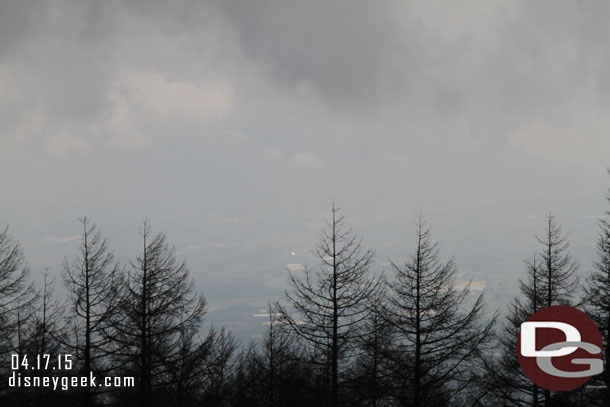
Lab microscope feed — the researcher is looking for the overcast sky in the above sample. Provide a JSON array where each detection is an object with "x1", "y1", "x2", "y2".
[{"x1": 2, "y1": 0, "x2": 610, "y2": 333}]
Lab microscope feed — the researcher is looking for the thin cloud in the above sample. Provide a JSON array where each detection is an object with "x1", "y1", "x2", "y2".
[
  {"x1": 285, "y1": 263, "x2": 305, "y2": 272},
  {"x1": 106, "y1": 70, "x2": 234, "y2": 148},
  {"x1": 46, "y1": 235, "x2": 80, "y2": 244},
  {"x1": 293, "y1": 152, "x2": 324, "y2": 170}
]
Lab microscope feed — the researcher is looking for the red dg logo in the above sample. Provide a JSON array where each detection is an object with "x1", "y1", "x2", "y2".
[{"x1": 517, "y1": 305, "x2": 603, "y2": 391}]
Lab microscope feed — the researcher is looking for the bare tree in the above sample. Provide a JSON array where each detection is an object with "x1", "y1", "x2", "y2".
[
  {"x1": 484, "y1": 256, "x2": 545, "y2": 407},
  {"x1": 62, "y1": 217, "x2": 123, "y2": 407},
  {"x1": 537, "y1": 214, "x2": 579, "y2": 309},
  {"x1": 276, "y1": 204, "x2": 380, "y2": 407},
  {"x1": 536, "y1": 214, "x2": 579, "y2": 406},
  {"x1": 486, "y1": 214, "x2": 580, "y2": 407},
  {"x1": 201, "y1": 327, "x2": 238, "y2": 407},
  {"x1": 34, "y1": 270, "x2": 65, "y2": 355},
  {"x1": 164, "y1": 325, "x2": 215, "y2": 407},
  {"x1": 33, "y1": 270, "x2": 67, "y2": 405},
  {"x1": 260, "y1": 304, "x2": 314, "y2": 407},
  {"x1": 0, "y1": 225, "x2": 37, "y2": 358},
  {"x1": 584, "y1": 170, "x2": 610, "y2": 406},
  {"x1": 110, "y1": 221, "x2": 207, "y2": 407},
  {"x1": 384, "y1": 216, "x2": 497, "y2": 407},
  {"x1": 350, "y1": 287, "x2": 394, "y2": 407},
  {"x1": 0, "y1": 226, "x2": 37, "y2": 407}
]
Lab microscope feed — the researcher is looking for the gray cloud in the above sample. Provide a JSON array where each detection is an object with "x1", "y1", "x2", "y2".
[
  {"x1": 214, "y1": 0, "x2": 415, "y2": 110},
  {"x1": 2, "y1": 0, "x2": 610, "y2": 335}
]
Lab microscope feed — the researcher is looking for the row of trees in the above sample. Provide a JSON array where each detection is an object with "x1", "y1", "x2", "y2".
[
  {"x1": 1, "y1": 178, "x2": 610, "y2": 406},
  {"x1": 0, "y1": 218, "x2": 231, "y2": 407},
  {"x1": 274, "y1": 206, "x2": 497, "y2": 407}
]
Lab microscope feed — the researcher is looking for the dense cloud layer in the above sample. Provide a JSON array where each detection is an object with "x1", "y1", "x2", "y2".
[{"x1": 2, "y1": 0, "x2": 609, "y2": 333}]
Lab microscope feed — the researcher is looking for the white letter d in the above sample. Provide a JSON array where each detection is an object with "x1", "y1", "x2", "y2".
[{"x1": 520, "y1": 321, "x2": 580, "y2": 357}]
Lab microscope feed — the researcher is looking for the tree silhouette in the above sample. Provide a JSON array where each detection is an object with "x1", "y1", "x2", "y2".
[
  {"x1": 484, "y1": 255, "x2": 545, "y2": 406},
  {"x1": 383, "y1": 216, "x2": 496, "y2": 407},
  {"x1": 0, "y1": 226, "x2": 38, "y2": 406},
  {"x1": 31, "y1": 270, "x2": 69, "y2": 406},
  {"x1": 537, "y1": 214, "x2": 579, "y2": 309},
  {"x1": 584, "y1": 170, "x2": 610, "y2": 405},
  {"x1": 0, "y1": 226, "x2": 37, "y2": 359},
  {"x1": 259, "y1": 306, "x2": 314, "y2": 407},
  {"x1": 276, "y1": 204, "x2": 380, "y2": 407},
  {"x1": 200, "y1": 327, "x2": 238, "y2": 406},
  {"x1": 109, "y1": 221, "x2": 208, "y2": 407},
  {"x1": 62, "y1": 217, "x2": 123, "y2": 407},
  {"x1": 487, "y1": 214, "x2": 581, "y2": 407},
  {"x1": 350, "y1": 288, "x2": 393, "y2": 407},
  {"x1": 537, "y1": 214, "x2": 579, "y2": 406}
]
